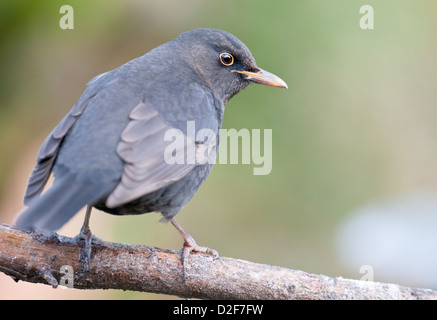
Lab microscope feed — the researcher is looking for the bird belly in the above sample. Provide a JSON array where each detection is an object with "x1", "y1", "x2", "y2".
[{"x1": 94, "y1": 163, "x2": 213, "y2": 220}]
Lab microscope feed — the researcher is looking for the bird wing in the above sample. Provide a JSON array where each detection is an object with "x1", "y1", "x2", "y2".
[
  {"x1": 105, "y1": 101, "x2": 199, "y2": 208},
  {"x1": 23, "y1": 94, "x2": 95, "y2": 205},
  {"x1": 25, "y1": 67, "x2": 219, "y2": 210}
]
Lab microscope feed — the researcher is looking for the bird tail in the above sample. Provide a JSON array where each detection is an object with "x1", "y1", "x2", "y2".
[{"x1": 16, "y1": 173, "x2": 113, "y2": 232}]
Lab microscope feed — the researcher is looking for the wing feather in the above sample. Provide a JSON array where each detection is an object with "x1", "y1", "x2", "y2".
[{"x1": 106, "y1": 101, "x2": 196, "y2": 208}]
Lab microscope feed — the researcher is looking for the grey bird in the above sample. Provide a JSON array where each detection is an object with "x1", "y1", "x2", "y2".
[{"x1": 16, "y1": 28, "x2": 287, "y2": 264}]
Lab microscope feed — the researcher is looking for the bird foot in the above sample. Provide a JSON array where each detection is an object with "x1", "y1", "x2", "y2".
[
  {"x1": 170, "y1": 218, "x2": 219, "y2": 278},
  {"x1": 75, "y1": 224, "x2": 93, "y2": 272},
  {"x1": 180, "y1": 235, "x2": 219, "y2": 280},
  {"x1": 181, "y1": 233, "x2": 219, "y2": 262}
]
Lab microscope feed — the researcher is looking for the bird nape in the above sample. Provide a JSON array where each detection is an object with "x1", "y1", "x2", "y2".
[{"x1": 15, "y1": 28, "x2": 287, "y2": 268}]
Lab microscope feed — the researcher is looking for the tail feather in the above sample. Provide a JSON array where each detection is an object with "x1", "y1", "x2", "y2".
[
  {"x1": 23, "y1": 158, "x2": 55, "y2": 206},
  {"x1": 16, "y1": 174, "x2": 113, "y2": 232}
]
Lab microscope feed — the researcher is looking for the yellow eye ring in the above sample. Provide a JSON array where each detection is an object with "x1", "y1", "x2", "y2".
[{"x1": 219, "y1": 52, "x2": 234, "y2": 66}]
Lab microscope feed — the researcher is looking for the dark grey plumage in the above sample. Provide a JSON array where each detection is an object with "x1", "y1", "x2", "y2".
[{"x1": 16, "y1": 28, "x2": 286, "y2": 233}]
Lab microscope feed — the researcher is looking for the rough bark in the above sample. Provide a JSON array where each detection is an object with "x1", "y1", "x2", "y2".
[{"x1": 0, "y1": 222, "x2": 435, "y2": 300}]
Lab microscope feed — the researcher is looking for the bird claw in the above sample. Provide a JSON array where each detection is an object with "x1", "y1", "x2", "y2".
[
  {"x1": 180, "y1": 234, "x2": 219, "y2": 279},
  {"x1": 169, "y1": 218, "x2": 219, "y2": 279},
  {"x1": 181, "y1": 237, "x2": 219, "y2": 262},
  {"x1": 75, "y1": 225, "x2": 93, "y2": 272},
  {"x1": 38, "y1": 264, "x2": 59, "y2": 288}
]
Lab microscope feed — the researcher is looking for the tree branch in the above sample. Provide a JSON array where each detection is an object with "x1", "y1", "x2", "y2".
[{"x1": 0, "y1": 222, "x2": 435, "y2": 299}]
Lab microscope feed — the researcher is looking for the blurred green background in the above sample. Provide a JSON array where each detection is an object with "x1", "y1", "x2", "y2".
[{"x1": 1, "y1": 0, "x2": 437, "y2": 299}]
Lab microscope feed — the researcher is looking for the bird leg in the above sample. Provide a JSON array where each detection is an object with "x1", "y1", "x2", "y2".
[
  {"x1": 170, "y1": 218, "x2": 219, "y2": 275},
  {"x1": 75, "y1": 205, "x2": 93, "y2": 271}
]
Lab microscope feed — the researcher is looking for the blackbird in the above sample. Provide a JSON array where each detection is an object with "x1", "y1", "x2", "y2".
[{"x1": 16, "y1": 28, "x2": 287, "y2": 263}]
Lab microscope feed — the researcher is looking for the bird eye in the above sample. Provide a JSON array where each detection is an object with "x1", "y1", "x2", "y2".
[{"x1": 219, "y1": 52, "x2": 234, "y2": 66}]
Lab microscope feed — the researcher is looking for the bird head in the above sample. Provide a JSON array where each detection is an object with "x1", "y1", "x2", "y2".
[{"x1": 174, "y1": 28, "x2": 287, "y2": 103}]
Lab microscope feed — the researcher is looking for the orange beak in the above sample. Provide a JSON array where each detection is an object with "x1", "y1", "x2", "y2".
[{"x1": 232, "y1": 68, "x2": 288, "y2": 89}]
